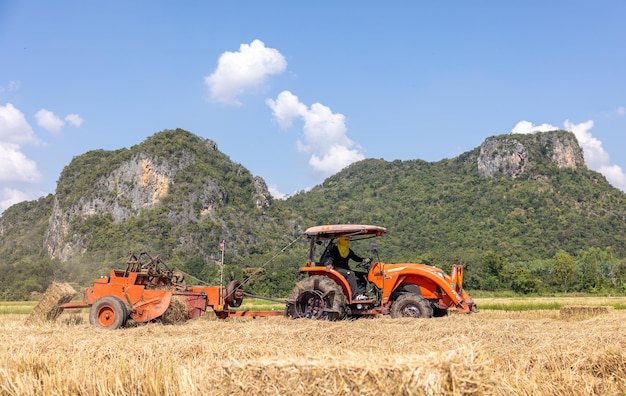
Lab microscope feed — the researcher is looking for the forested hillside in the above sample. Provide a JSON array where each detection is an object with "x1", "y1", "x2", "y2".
[
  {"x1": 284, "y1": 131, "x2": 626, "y2": 292},
  {"x1": 0, "y1": 129, "x2": 625, "y2": 299},
  {"x1": 0, "y1": 129, "x2": 306, "y2": 300}
]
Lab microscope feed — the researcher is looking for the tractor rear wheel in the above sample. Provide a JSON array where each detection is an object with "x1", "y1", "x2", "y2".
[
  {"x1": 391, "y1": 294, "x2": 433, "y2": 319},
  {"x1": 286, "y1": 275, "x2": 346, "y2": 321},
  {"x1": 89, "y1": 296, "x2": 128, "y2": 330}
]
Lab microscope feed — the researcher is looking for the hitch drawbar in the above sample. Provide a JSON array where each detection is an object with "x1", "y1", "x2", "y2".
[
  {"x1": 242, "y1": 292, "x2": 287, "y2": 304},
  {"x1": 188, "y1": 281, "x2": 285, "y2": 319}
]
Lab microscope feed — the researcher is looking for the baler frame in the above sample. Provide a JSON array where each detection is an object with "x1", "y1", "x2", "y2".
[{"x1": 60, "y1": 252, "x2": 282, "y2": 329}]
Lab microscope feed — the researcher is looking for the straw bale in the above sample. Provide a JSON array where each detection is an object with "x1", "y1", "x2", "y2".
[
  {"x1": 160, "y1": 296, "x2": 189, "y2": 325},
  {"x1": 560, "y1": 305, "x2": 610, "y2": 320},
  {"x1": 25, "y1": 282, "x2": 76, "y2": 324}
]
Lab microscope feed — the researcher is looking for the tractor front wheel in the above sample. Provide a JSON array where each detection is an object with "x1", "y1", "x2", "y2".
[
  {"x1": 286, "y1": 276, "x2": 346, "y2": 321},
  {"x1": 391, "y1": 294, "x2": 433, "y2": 319},
  {"x1": 89, "y1": 296, "x2": 128, "y2": 330}
]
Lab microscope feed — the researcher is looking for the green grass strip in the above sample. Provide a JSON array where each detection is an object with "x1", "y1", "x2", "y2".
[
  {"x1": 478, "y1": 302, "x2": 563, "y2": 311},
  {"x1": 0, "y1": 306, "x2": 33, "y2": 315}
]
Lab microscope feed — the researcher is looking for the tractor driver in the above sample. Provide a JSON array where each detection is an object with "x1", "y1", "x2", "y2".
[{"x1": 324, "y1": 236, "x2": 371, "y2": 300}]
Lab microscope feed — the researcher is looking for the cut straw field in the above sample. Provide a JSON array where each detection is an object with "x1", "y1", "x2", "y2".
[{"x1": 1, "y1": 297, "x2": 625, "y2": 395}]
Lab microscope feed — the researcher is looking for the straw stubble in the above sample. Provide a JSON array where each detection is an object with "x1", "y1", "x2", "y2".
[{"x1": 1, "y1": 309, "x2": 624, "y2": 395}]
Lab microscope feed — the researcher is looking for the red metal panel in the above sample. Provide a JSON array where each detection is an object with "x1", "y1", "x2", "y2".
[{"x1": 304, "y1": 224, "x2": 387, "y2": 237}]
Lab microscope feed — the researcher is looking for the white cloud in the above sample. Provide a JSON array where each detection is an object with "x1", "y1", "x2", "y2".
[
  {"x1": 267, "y1": 90, "x2": 365, "y2": 176},
  {"x1": 0, "y1": 103, "x2": 42, "y2": 185},
  {"x1": 268, "y1": 184, "x2": 288, "y2": 200},
  {"x1": 36, "y1": 108, "x2": 64, "y2": 134},
  {"x1": 266, "y1": 90, "x2": 306, "y2": 129},
  {"x1": 65, "y1": 113, "x2": 84, "y2": 127},
  {"x1": 34, "y1": 109, "x2": 83, "y2": 134},
  {"x1": 562, "y1": 120, "x2": 607, "y2": 169},
  {"x1": 0, "y1": 103, "x2": 39, "y2": 144},
  {"x1": 204, "y1": 39, "x2": 287, "y2": 106},
  {"x1": 309, "y1": 144, "x2": 366, "y2": 175},
  {"x1": 0, "y1": 142, "x2": 41, "y2": 183},
  {"x1": 598, "y1": 164, "x2": 626, "y2": 191},
  {"x1": 511, "y1": 120, "x2": 626, "y2": 192},
  {"x1": 0, "y1": 102, "x2": 80, "y2": 210},
  {"x1": 268, "y1": 183, "x2": 311, "y2": 199},
  {"x1": 0, "y1": 188, "x2": 38, "y2": 214},
  {"x1": 617, "y1": 106, "x2": 625, "y2": 116},
  {"x1": 511, "y1": 120, "x2": 559, "y2": 134}
]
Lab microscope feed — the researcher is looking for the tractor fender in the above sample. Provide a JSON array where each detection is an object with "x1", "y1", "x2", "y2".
[
  {"x1": 298, "y1": 266, "x2": 351, "y2": 298},
  {"x1": 385, "y1": 265, "x2": 464, "y2": 305}
]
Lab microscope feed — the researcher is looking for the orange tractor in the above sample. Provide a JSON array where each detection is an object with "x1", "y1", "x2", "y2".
[
  {"x1": 60, "y1": 252, "x2": 281, "y2": 329},
  {"x1": 285, "y1": 224, "x2": 477, "y2": 320}
]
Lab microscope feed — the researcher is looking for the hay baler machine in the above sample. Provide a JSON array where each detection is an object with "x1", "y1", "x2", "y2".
[{"x1": 60, "y1": 252, "x2": 282, "y2": 329}]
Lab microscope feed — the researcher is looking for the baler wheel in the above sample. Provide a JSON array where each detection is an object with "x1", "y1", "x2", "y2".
[
  {"x1": 390, "y1": 294, "x2": 433, "y2": 319},
  {"x1": 89, "y1": 296, "x2": 128, "y2": 330}
]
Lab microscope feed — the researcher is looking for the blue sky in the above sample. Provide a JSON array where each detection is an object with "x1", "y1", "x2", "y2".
[{"x1": 1, "y1": 1, "x2": 625, "y2": 213}]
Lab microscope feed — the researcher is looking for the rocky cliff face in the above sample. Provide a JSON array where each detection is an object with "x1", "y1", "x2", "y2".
[
  {"x1": 252, "y1": 176, "x2": 271, "y2": 211},
  {"x1": 43, "y1": 131, "x2": 272, "y2": 261},
  {"x1": 477, "y1": 131, "x2": 585, "y2": 179},
  {"x1": 44, "y1": 154, "x2": 180, "y2": 260}
]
